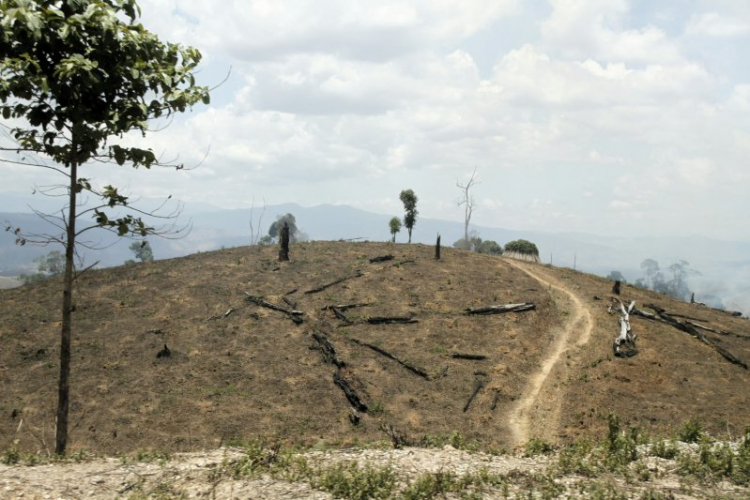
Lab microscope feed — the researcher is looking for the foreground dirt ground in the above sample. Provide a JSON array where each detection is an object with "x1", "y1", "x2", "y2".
[{"x1": 2, "y1": 442, "x2": 749, "y2": 499}]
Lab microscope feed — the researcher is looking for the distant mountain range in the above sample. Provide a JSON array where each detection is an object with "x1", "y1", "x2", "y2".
[{"x1": 2, "y1": 202, "x2": 749, "y2": 313}]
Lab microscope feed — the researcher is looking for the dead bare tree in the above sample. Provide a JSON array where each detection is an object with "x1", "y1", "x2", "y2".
[
  {"x1": 457, "y1": 167, "x2": 480, "y2": 244},
  {"x1": 248, "y1": 197, "x2": 266, "y2": 246}
]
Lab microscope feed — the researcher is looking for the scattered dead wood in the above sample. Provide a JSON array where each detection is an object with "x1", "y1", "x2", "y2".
[
  {"x1": 311, "y1": 331, "x2": 346, "y2": 368},
  {"x1": 463, "y1": 379, "x2": 485, "y2": 412},
  {"x1": 304, "y1": 272, "x2": 363, "y2": 295},
  {"x1": 380, "y1": 422, "x2": 410, "y2": 449},
  {"x1": 685, "y1": 321, "x2": 750, "y2": 341},
  {"x1": 452, "y1": 353, "x2": 487, "y2": 360},
  {"x1": 369, "y1": 255, "x2": 394, "y2": 263},
  {"x1": 349, "y1": 408, "x2": 360, "y2": 426},
  {"x1": 465, "y1": 303, "x2": 536, "y2": 315},
  {"x1": 207, "y1": 308, "x2": 234, "y2": 321},
  {"x1": 634, "y1": 303, "x2": 748, "y2": 370},
  {"x1": 282, "y1": 296, "x2": 297, "y2": 310},
  {"x1": 367, "y1": 316, "x2": 418, "y2": 325},
  {"x1": 333, "y1": 371, "x2": 368, "y2": 412},
  {"x1": 349, "y1": 338, "x2": 429, "y2": 379},
  {"x1": 321, "y1": 302, "x2": 372, "y2": 311},
  {"x1": 490, "y1": 390, "x2": 500, "y2": 411},
  {"x1": 244, "y1": 293, "x2": 304, "y2": 324},
  {"x1": 331, "y1": 307, "x2": 353, "y2": 325}
]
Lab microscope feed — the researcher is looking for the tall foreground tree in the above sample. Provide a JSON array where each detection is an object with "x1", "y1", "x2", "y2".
[
  {"x1": 0, "y1": 0, "x2": 209, "y2": 454},
  {"x1": 399, "y1": 189, "x2": 418, "y2": 243}
]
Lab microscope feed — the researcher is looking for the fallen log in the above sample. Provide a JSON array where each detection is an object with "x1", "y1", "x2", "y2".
[
  {"x1": 685, "y1": 321, "x2": 750, "y2": 341},
  {"x1": 311, "y1": 331, "x2": 346, "y2": 368},
  {"x1": 349, "y1": 338, "x2": 429, "y2": 379},
  {"x1": 611, "y1": 299, "x2": 638, "y2": 358},
  {"x1": 331, "y1": 307, "x2": 353, "y2": 325},
  {"x1": 465, "y1": 303, "x2": 536, "y2": 315},
  {"x1": 367, "y1": 316, "x2": 418, "y2": 325},
  {"x1": 304, "y1": 272, "x2": 363, "y2": 295},
  {"x1": 321, "y1": 302, "x2": 373, "y2": 311},
  {"x1": 244, "y1": 293, "x2": 304, "y2": 324},
  {"x1": 282, "y1": 296, "x2": 297, "y2": 310},
  {"x1": 369, "y1": 255, "x2": 394, "y2": 263},
  {"x1": 207, "y1": 308, "x2": 234, "y2": 321},
  {"x1": 452, "y1": 353, "x2": 487, "y2": 361},
  {"x1": 463, "y1": 379, "x2": 485, "y2": 412},
  {"x1": 333, "y1": 371, "x2": 368, "y2": 412}
]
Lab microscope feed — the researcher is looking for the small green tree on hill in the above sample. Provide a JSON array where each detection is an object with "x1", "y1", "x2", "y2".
[
  {"x1": 388, "y1": 216, "x2": 402, "y2": 242},
  {"x1": 504, "y1": 239, "x2": 539, "y2": 256},
  {"x1": 0, "y1": 0, "x2": 209, "y2": 454},
  {"x1": 399, "y1": 189, "x2": 418, "y2": 243}
]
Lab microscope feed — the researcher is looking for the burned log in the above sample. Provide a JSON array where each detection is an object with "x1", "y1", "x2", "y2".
[
  {"x1": 244, "y1": 293, "x2": 304, "y2": 324},
  {"x1": 349, "y1": 338, "x2": 429, "y2": 379},
  {"x1": 465, "y1": 303, "x2": 536, "y2": 315},
  {"x1": 304, "y1": 272, "x2": 363, "y2": 295},
  {"x1": 282, "y1": 296, "x2": 297, "y2": 310},
  {"x1": 369, "y1": 255, "x2": 395, "y2": 263},
  {"x1": 333, "y1": 371, "x2": 367, "y2": 412},
  {"x1": 452, "y1": 353, "x2": 488, "y2": 360},
  {"x1": 685, "y1": 321, "x2": 750, "y2": 341},
  {"x1": 463, "y1": 379, "x2": 485, "y2": 412},
  {"x1": 367, "y1": 316, "x2": 418, "y2": 325},
  {"x1": 321, "y1": 302, "x2": 373, "y2": 311},
  {"x1": 311, "y1": 331, "x2": 346, "y2": 368},
  {"x1": 331, "y1": 307, "x2": 353, "y2": 325}
]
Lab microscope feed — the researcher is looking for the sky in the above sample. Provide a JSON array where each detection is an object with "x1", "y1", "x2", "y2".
[{"x1": 2, "y1": 0, "x2": 750, "y2": 241}]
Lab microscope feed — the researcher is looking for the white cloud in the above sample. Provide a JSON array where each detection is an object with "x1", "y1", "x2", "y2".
[{"x1": 685, "y1": 12, "x2": 750, "y2": 37}]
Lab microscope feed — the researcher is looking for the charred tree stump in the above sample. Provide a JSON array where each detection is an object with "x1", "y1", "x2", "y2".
[
  {"x1": 278, "y1": 222, "x2": 290, "y2": 261},
  {"x1": 156, "y1": 344, "x2": 171, "y2": 359},
  {"x1": 612, "y1": 280, "x2": 621, "y2": 295},
  {"x1": 333, "y1": 371, "x2": 368, "y2": 412},
  {"x1": 490, "y1": 390, "x2": 500, "y2": 411},
  {"x1": 435, "y1": 234, "x2": 441, "y2": 260}
]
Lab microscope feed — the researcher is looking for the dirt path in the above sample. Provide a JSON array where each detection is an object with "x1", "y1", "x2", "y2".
[{"x1": 503, "y1": 259, "x2": 593, "y2": 448}]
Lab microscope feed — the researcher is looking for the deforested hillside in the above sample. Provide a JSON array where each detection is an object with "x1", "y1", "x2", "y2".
[{"x1": 1, "y1": 242, "x2": 748, "y2": 456}]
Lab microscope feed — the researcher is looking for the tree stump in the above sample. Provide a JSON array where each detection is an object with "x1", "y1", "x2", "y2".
[
  {"x1": 435, "y1": 234, "x2": 441, "y2": 260},
  {"x1": 612, "y1": 280, "x2": 621, "y2": 295},
  {"x1": 278, "y1": 222, "x2": 290, "y2": 261}
]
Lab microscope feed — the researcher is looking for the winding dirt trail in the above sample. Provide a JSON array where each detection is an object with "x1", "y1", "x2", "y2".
[{"x1": 504, "y1": 259, "x2": 593, "y2": 448}]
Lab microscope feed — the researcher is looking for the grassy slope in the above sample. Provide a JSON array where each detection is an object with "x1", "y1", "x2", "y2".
[{"x1": 0, "y1": 241, "x2": 748, "y2": 455}]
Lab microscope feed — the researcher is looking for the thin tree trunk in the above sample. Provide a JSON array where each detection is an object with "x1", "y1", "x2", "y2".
[
  {"x1": 408, "y1": 228, "x2": 412, "y2": 244},
  {"x1": 56, "y1": 156, "x2": 77, "y2": 455}
]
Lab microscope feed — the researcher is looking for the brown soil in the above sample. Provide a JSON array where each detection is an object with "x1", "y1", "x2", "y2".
[{"x1": 1, "y1": 242, "x2": 749, "y2": 457}]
